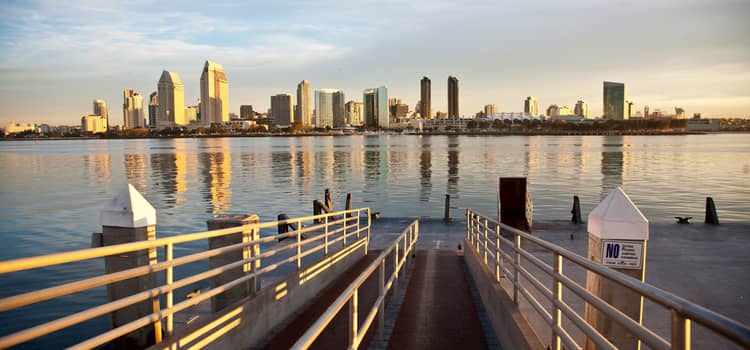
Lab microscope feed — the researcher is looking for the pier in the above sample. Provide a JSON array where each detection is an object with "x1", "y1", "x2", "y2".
[{"x1": 0, "y1": 187, "x2": 749, "y2": 349}]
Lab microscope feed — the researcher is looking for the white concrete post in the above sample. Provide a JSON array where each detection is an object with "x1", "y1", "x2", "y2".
[
  {"x1": 584, "y1": 187, "x2": 649, "y2": 350},
  {"x1": 98, "y1": 184, "x2": 160, "y2": 348},
  {"x1": 207, "y1": 214, "x2": 260, "y2": 313}
]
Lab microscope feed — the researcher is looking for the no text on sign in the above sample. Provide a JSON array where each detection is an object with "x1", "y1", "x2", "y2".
[{"x1": 601, "y1": 240, "x2": 643, "y2": 270}]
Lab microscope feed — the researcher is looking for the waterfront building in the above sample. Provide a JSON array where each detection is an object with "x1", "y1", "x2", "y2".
[
  {"x1": 674, "y1": 107, "x2": 686, "y2": 119},
  {"x1": 157, "y1": 70, "x2": 186, "y2": 128},
  {"x1": 628, "y1": 101, "x2": 637, "y2": 119},
  {"x1": 314, "y1": 89, "x2": 345, "y2": 128},
  {"x1": 574, "y1": 100, "x2": 590, "y2": 118},
  {"x1": 148, "y1": 92, "x2": 158, "y2": 128},
  {"x1": 345, "y1": 101, "x2": 364, "y2": 126},
  {"x1": 81, "y1": 115, "x2": 107, "y2": 133},
  {"x1": 92, "y1": 99, "x2": 109, "y2": 130},
  {"x1": 448, "y1": 76, "x2": 459, "y2": 118},
  {"x1": 484, "y1": 104, "x2": 498, "y2": 117},
  {"x1": 271, "y1": 93, "x2": 294, "y2": 127},
  {"x1": 485, "y1": 112, "x2": 542, "y2": 122},
  {"x1": 185, "y1": 106, "x2": 199, "y2": 124},
  {"x1": 603, "y1": 81, "x2": 627, "y2": 120},
  {"x1": 363, "y1": 86, "x2": 389, "y2": 129},
  {"x1": 4, "y1": 121, "x2": 36, "y2": 135},
  {"x1": 240, "y1": 105, "x2": 254, "y2": 119},
  {"x1": 524, "y1": 96, "x2": 540, "y2": 116},
  {"x1": 421, "y1": 77, "x2": 432, "y2": 119},
  {"x1": 122, "y1": 88, "x2": 145, "y2": 129},
  {"x1": 200, "y1": 60, "x2": 229, "y2": 126},
  {"x1": 297, "y1": 80, "x2": 312, "y2": 127}
]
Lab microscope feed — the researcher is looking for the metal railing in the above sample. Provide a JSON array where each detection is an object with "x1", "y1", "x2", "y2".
[
  {"x1": 466, "y1": 209, "x2": 750, "y2": 350},
  {"x1": 0, "y1": 208, "x2": 371, "y2": 349},
  {"x1": 292, "y1": 219, "x2": 419, "y2": 350}
]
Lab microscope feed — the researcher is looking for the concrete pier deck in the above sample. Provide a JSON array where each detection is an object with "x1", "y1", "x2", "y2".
[{"x1": 368, "y1": 217, "x2": 750, "y2": 349}]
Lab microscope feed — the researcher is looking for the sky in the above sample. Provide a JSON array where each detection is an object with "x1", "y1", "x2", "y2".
[{"x1": 1, "y1": 0, "x2": 749, "y2": 126}]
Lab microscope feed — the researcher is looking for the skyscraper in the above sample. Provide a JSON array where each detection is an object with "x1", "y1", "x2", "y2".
[
  {"x1": 271, "y1": 93, "x2": 293, "y2": 126},
  {"x1": 363, "y1": 86, "x2": 389, "y2": 129},
  {"x1": 345, "y1": 101, "x2": 364, "y2": 126},
  {"x1": 93, "y1": 99, "x2": 108, "y2": 130},
  {"x1": 603, "y1": 81, "x2": 626, "y2": 120},
  {"x1": 524, "y1": 96, "x2": 539, "y2": 116},
  {"x1": 332, "y1": 90, "x2": 346, "y2": 127},
  {"x1": 314, "y1": 89, "x2": 345, "y2": 128},
  {"x1": 148, "y1": 92, "x2": 158, "y2": 128},
  {"x1": 200, "y1": 60, "x2": 229, "y2": 126},
  {"x1": 157, "y1": 70, "x2": 185, "y2": 128},
  {"x1": 448, "y1": 76, "x2": 459, "y2": 118},
  {"x1": 420, "y1": 77, "x2": 431, "y2": 119},
  {"x1": 122, "y1": 89, "x2": 144, "y2": 129},
  {"x1": 574, "y1": 100, "x2": 590, "y2": 118},
  {"x1": 484, "y1": 104, "x2": 497, "y2": 116},
  {"x1": 240, "y1": 105, "x2": 254, "y2": 119},
  {"x1": 297, "y1": 80, "x2": 312, "y2": 127}
]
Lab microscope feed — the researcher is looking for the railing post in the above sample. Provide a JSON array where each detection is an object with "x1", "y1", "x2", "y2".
[
  {"x1": 343, "y1": 213, "x2": 348, "y2": 247},
  {"x1": 296, "y1": 219, "x2": 302, "y2": 269},
  {"x1": 552, "y1": 253, "x2": 563, "y2": 350},
  {"x1": 495, "y1": 223, "x2": 501, "y2": 282},
  {"x1": 251, "y1": 227, "x2": 261, "y2": 294},
  {"x1": 466, "y1": 209, "x2": 471, "y2": 241},
  {"x1": 394, "y1": 241, "x2": 400, "y2": 297},
  {"x1": 366, "y1": 209, "x2": 370, "y2": 254},
  {"x1": 165, "y1": 242, "x2": 174, "y2": 337},
  {"x1": 483, "y1": 218, "x2": 489, "y2": 264},
  {"x1": 378, "y1": 260, "x2": 385, "y2": 340},
  {"x1": 513, "y1": 232, "x2": 521, "y2": 304},
  {"x1": 671, "y1": 311, "x2": 691, "y2": 350},
  {"x1": 350, "y1": 289, "x2": 359, "y2": 350},
  {"x1": 324, "y1": 215, "x2": 329, "y2": 256}
]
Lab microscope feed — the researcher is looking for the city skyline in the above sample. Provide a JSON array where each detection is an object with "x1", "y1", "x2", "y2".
[{"x1": 1, "y1": 0, "x2": 749, "y2": 125}]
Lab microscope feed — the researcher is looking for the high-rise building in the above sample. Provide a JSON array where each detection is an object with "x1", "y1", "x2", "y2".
[
  {"x1": 345, "y1": 101, "x2": 364, "y2": 126},
  {"x1": 363, "y1": 86, "x2": 389, "y2": 128},
  {"x1": 148, "y1": 92, "x2": 158, "y2": 128},
  {"x1": 420, "y1": 77, "x2": 431, "y2": 119},
  {"x1": 185, "y1": 106, "x2": 199, "y2": 124},
  {"x1": 332, "y1": 90, "x2": 346, "y2": 127},
  {"x1": 574, "y1": 100, "x2": 590, "y2": 118},
  {"x1": 200, "y1": 60, "x2": 229, "y2": 126},
  {"x1": 271, "y1": 93, "x2": 294, "y2": 126},
  {"x1": 297, "y1": 80, "x2": 312, "y2": 127},
  {"x1": 547, "y1": 105, "x2": 573, "y2": 116},
  {"x1": 240, "y1": 105, "x2": 254, "y2": 119},
  {"x1": 81, "y1": 115, "x2": 107, "y2": 133},
  {"x1": 157, "y1": 70, "x2": 185, "y2": 128},
  {"x1": 603, "y1": 81, "x2": 627, "y2": 120},
  {"x1": 122, "y1": 88, "x2": 144, "y2": 129},
  {"x1": 628, "y1": 101, "x2": 636, "y2": 119},
  {"x1": 524, "y1": 96, "x2": 539, "y2": 116},
  {"x1": 314, "y1": 89, "x2": 345, "y2": 128},
  {"x1": 448, "y1": 76, "x2": 459, "y2": 118},
  {"x1": 484, "y1": 104, "x2": 498, "y2": 116},
  {"x1": 93, "y1": 99, "x2": 108, "y2": 129}
]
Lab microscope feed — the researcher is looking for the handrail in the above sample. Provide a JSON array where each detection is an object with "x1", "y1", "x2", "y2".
[
  {"x1": 466, "y1": 209, "x2": 750, "y2": 350},
  {"x1": 0, "y1": 208, "x2": 371, "y2": 349},
  {"x1": 291, "y1": 219, "x2": 419, "y2": 350}
]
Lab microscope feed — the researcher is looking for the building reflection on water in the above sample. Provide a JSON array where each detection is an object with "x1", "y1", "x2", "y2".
[
  {"x1": 419, "y1": 137, "x2": 432, "y2": 202},
  {"x1": 84, "y1": 153, "x2": 111, "y2": 186},
  {"x1": 601, "y1": 136, "x2": 626, "y2": 199},
  {"x1": 447, "y1": 135, "x2": 459, "y2": 195},
  {"x1": 124, "y1": 153, "x2": 147, "y2": 192},
  {"x1": 200, "y1": 139, "x2": 232, "y2": 214}
]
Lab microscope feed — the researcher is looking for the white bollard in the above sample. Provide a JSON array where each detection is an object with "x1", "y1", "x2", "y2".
[
  {"x1": 99, "y1": 184, "x2": 160, "y2": 348},
  {"x1": 584, "y1": 187, "x2": 649, "y2": 350}
]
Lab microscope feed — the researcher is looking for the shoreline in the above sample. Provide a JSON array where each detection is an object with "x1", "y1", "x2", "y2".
[{"x1": 3, "y1": 130, "x2": 748, "y2": 141}]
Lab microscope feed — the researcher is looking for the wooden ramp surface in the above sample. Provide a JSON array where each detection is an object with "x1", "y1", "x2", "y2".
[{"x1": 387, "y1": 250, "x2": 488, "y2": 349}]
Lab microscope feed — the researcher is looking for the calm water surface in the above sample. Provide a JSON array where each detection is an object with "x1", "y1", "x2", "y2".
[{"x1": 1, "y1": 134, "x2": 749, "y2": 347}]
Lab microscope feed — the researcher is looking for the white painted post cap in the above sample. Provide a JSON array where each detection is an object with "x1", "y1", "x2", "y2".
[
  {"x1": 100, "y1": 184, "x2": 156, "y2": 228},
  {"x1": 588, "y1": 187, "x2": 649, "y2": 240}
]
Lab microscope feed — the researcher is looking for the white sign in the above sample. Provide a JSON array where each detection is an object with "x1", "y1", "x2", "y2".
[{"x1": 601, "y1": 240, "x2": 643, "y2": 270}]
